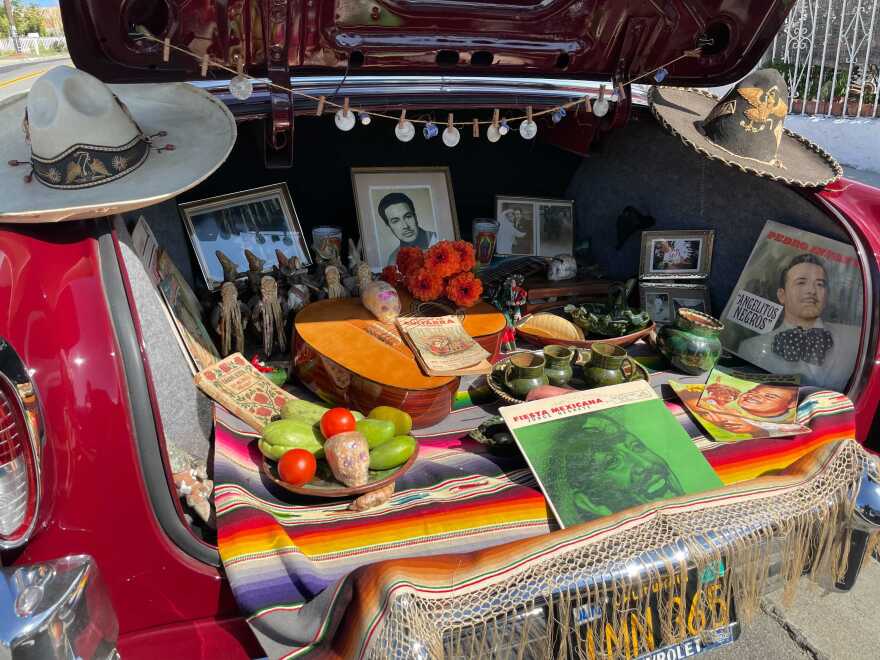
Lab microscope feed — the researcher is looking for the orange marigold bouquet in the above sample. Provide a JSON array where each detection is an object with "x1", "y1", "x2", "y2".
[{"x1": 389, "y1": 240, "x2": 484, "y2": 306}]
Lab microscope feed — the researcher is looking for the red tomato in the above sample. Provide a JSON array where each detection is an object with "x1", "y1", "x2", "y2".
[
  {"x1": 320, "y1": 407, "x2": 356, "y2": 439},
  {"x1": 278, "y1": 449, "x2": 317, "y2": 486}
]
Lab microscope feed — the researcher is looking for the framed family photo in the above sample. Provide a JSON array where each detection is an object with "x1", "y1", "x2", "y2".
[
  {"x1": 639, "y1": 230, "x2": 714, "y2": 279},
  {"x1": 640, "y1": 282, "x2": 711, "y2": 325},
  {"x1": 495, "y1": 196, "x2": 574, "y2": 258},
  {"x1": 179, "y1": 183, "x2": 311, "y2": 291},
  {"x1": 351, "y1": 167, "x2": 459, "y2": 271}
]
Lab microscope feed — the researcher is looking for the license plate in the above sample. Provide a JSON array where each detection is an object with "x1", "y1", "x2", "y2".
[
  {"x1": 636, "y1": 623, "x2": 738, "y2": 660},
  {"x1": 569, "y1": 562, "x2": 738, "y2": 659}
]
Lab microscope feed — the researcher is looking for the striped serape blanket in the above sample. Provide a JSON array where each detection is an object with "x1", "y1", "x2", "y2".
[{"x1": 214, "y1": 381, "x2": 860, "y2": 659}]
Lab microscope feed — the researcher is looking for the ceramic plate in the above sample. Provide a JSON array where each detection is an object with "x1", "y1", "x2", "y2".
[{"x1": 262, "y1": 445, "x2": 419, "y2": 497}]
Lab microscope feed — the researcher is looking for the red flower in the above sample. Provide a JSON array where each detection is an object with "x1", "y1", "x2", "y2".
[
  {"x1": 446, "y1": 272, "x2": 484, "y2": 308},
  {"x1": 274, "y1": 396, "x2": 287, "y2": 408},
  {"x1": 255, "y1": 407, "x2": 272, "y2": 418},
  {"x1": 396, "y1": 247, "x2": 424, "y2": 277},
  {"x1": 254, "y1": 393, "x2": 269, "y2": 404},
  {"x1": 451, "y1": 241, "x2": 476, "y2": 273},
  {"x1": 406, "y1": 268, "x2": 445, "y2": 301},
  {"x1": 424, "y1": 242, "x2": 461, "y2": 278},
  {"x1": 381, "y1": 265, "x2": 403, "y2": 285}
]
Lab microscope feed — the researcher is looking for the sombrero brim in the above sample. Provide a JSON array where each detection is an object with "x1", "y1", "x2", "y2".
[
  {"x1": 0, "y1": 81, "x2": 236, "y2": 222},
  {"x1": 648, "y1": 86, "x2": 842, "y2": 188}
]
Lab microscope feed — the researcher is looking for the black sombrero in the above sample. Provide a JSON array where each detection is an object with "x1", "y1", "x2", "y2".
[{"x1": 649, "y1": 69, "x2": 842, "y2": 188}]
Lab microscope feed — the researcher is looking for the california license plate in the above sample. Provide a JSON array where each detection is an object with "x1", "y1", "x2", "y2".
[{"x1": 569, "y1": 562, "x2": 739, "y2": 659}]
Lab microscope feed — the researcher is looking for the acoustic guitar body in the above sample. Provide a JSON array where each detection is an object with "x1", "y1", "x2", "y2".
[{"x1": 293, "y1": 297, "x2": 506, "y2": 428}]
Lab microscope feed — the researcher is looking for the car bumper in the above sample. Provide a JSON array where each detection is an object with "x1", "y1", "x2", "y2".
[{"x1": 0, "y1": 555, "x2": 118, "y2": 660}]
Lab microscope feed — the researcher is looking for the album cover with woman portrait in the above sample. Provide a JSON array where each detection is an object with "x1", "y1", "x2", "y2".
[{"x1": 499, "y1": 381, "x2": 721, "y2": 528}]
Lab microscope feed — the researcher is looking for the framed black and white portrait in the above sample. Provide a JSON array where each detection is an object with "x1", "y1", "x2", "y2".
[
  {"x1": 351, "y1": 167, "x2": 459, "y2": 270},
  {"x1": 179, "y1": 183, "x2": 310, "y2": 291},
  {"x1": 495, "y1": 196, "x2": 574, "y2": 257}
]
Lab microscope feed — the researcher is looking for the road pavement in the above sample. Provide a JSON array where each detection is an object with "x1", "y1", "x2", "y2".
[{"x1": 0, "y1": 57, "x2": 71, "y2": 101}]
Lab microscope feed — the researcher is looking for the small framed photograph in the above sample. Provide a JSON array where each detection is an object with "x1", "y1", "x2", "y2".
[
  {"x1": 639, "y1": 230, "x2": 714, "y2": 279},
  {"x1": 351, "y1": 167, "x2": 459, "y2": 271},
  {"x1": 495, "y1": 196, "x2": 574, "y2": 257},
  {"x1": 179, "y1": 183, "x2": 311, "y2": 291},
  {"x1": 640, "y1": 282, "x2": 711, "y2": 325}
]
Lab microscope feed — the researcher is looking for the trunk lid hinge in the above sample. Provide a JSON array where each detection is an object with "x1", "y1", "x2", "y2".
[{"x1": 264, "y1": 0, "x2": 294, "y2": 168}]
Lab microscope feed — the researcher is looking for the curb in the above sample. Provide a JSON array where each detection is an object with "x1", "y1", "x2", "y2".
[{"x1": 0, "y1": 55, "x2": 70, "y2": 71}]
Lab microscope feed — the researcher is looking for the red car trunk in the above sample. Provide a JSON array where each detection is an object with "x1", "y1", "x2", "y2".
[{"x1": 63, "y1": 0, "x2": 789, "y2": 85}]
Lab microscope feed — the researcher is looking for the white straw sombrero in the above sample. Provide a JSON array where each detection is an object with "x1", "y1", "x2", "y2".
[{"x1": 0, "y1": 66, "x2": 236, "y2": 222}]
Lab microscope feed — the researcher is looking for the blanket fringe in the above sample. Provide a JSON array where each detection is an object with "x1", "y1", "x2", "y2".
[{"x1": 367, "y1": 443, "x2": 875, "y2": 660}]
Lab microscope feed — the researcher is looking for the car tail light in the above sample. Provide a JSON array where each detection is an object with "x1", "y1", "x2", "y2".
[{"x1": 0, "y1": 338, "x2": 43, "y2": 549}]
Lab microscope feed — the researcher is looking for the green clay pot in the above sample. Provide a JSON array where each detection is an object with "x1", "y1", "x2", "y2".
[{"x1": 657, "y1": 308, "x2": 724, "y2": 375}]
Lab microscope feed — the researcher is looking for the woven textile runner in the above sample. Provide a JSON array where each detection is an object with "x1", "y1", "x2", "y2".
[{"x1": 214, "y1": 377, "x2": 860, "y2": 659}]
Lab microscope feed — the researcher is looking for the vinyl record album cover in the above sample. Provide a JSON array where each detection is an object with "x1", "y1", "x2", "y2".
[{"x1": 500, "y1": 381, "x2": 722, "y2": 528}]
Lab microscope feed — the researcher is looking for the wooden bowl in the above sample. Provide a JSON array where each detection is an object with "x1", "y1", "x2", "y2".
[
  {"x1": 516, "y1": 309, "x2": 654, "y2": 349},
  {"x1": 261, "y1": 444, "x2": 419, "y2": 498},
  {"x1": 487, "y1": 350, "x2": 651, "y2": 405}
]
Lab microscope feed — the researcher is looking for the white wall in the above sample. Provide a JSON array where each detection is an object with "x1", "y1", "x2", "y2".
[{"x1": 785, "y1": 115, "x2": 880, "y2": 174}]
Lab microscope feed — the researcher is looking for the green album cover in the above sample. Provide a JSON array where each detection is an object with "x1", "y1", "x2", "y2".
[{"x1": 505, "y1": 384, "x2": 723, "y2": 528}]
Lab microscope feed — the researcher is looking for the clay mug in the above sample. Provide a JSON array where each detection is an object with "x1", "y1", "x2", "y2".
[
  {"x1": 542, "y1": 345, "x2": 575, "y2": 387},
  {"x1": 503, "y1": 353, "x2": 549, "y2": 399},
  {"x1": 581, "y1": 342, "x2": 638, "y2": 388}
]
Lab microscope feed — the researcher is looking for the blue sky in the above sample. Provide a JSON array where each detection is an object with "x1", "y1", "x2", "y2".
[{"x1": 29, "y1": 0, "x2": 59, "y2": 6}]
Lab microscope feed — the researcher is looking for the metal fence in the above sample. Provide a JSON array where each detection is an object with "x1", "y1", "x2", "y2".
[
  {"x1": 0, "y1": 36, "x2": 67, "y2": 56},
  {"x1": 768, "y1": 0, "x2": 879, "y2": 118}
]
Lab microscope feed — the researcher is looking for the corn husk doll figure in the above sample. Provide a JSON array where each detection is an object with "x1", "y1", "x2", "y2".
[
  {"x1": 493, "y1": 274, "x2": 527, "y2": 352},
  {"x1": 211, "y1": 250, "x2": 248, "y2": 356},
  {"x1": 251, "y1": 276, "x2": 287, "y2": 357},
  {"x1": 214, "y1": 281, "x2": 247, "y2": 356}
]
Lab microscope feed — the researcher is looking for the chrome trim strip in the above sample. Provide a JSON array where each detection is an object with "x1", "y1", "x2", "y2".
[
  {"x1": 0, "y1": 555, "x2": 119, "y2": 660},
  {"x1": 812, "y1": 194, "x2": 878, "y2": 404},
  {"x1": 0, "y1": 337, "x2": 45, "y2": 550},
  {"x1": 191, "y1": 75, "x2": 648, "y2": 115}
]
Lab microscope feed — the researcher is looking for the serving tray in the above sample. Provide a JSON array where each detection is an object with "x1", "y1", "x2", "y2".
[{"x1": 487, "y1": 349, "x2": 650, "y2": 405}]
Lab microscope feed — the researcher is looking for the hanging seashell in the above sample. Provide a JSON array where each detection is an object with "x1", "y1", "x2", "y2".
[
  {"x1": 335, "y1": 109, "x2": 355, "y2": 131},
  {"x1": 335, "y1": 98, "x2": 355, "y2": 131},
  {"x1": 395, "y1": 120, "x2": 415, "y2": 142},
  {"x1": 229, "y1": 75, "x2": 253, "y2": 101},
  {"x1": 519, "y1": 120, "x2": 537, "y2": 139}
]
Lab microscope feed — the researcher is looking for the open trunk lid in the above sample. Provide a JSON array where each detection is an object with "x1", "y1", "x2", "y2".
[{"x1": 62, "y1": 0, "x2": 789, "y2": 86}]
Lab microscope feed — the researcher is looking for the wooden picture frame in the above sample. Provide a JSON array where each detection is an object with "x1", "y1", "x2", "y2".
[{"x1": 179, "y1": 183, "x2": 311, "y2": 291}]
